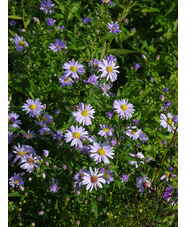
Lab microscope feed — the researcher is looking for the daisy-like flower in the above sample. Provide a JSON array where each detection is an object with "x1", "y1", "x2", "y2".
[
  {"x1": 52, "y1": 130, "x2": 63, "y2": 139},
  {"x1": 12, "y1": 143, "x2": 36, "y2": 164},
  {"x1": 121, "y1": 174, "x2": 129, "y2": 182},
  {"x1": 98, "y1": 83, "x2": 113, "y2": 97},
  {"x1": 106, "y1": 54, "x2": 116, "y2": 62},
  {"x1": 73, "y1": 168, "x2": 85, "y2": 188},
  {"x1": 8, "y1": 112, "x2": 22, "y2": 129},
  {"x1": 59, "y1": 75, "x2": 74, "y2": 87},
  {"x1": 9, "y1": 173, "x2": 24, "y2": 188},
  {"x1": 100, "y1": 0, "x2": 114, "y2": 5},
  {"x1": 8, "y1": 131, "x2": 13, "y2": 144},
  {"x1": 113, "y1": 99, "x2": 135, "y2": 120},
  {"x1": 64, "y1": 125, "x2": 89, "y2": 148},
  {"x1": 98, "y1": 124, "x2": 113, "y2": 138},
  {"x1": 47, "y1": 18, "x2": 56, "y2": 26},
  {"x1": 50, "y1": 178, "x2": 60, "y2": 192},
  {"x1": 107, "y1": 21, "x2": 121, "y2": 34},
  {"x1": 102, "y1": 170, "x2": 114, "y2": 184},
  {"x1": 139, "y1": 131, "x2": 149, "y2": 142},
  {"x1": 82, "y1": 167, "x2": 106, "y2": 192},
  {"x1": 9, "y1": 20, "x2": 17, "y2": 27},
  {"x1": 125, "y1": 125, "x2": 141, "y2": 140},
  {"x1": 49, "y1": 39, "x2": 67, "y2": 52},
  {"x1": 39, "y1": 114, "x2": 53, "y2": 126},
  {"x1": 13, "y1": 34, "x2": 29, "y2": 53},
  {"x1": 79, "y1": 145, "x2": 90, "y2": 154},
  {"x1": 22, "y1": 130, "x2": 36, "y2": 140},
  {"x1": 89, "y1": 58, "x2": 100, "y2": 72},
  {"x1": 20, "y1": 154, "x2": 41, "y2": 172},
  {"x1": 72, "y1": 103, "x2": 95, "y2": 126},
  {"x1": 39, "y1": 126, "x2": 52, "y2": 136},
  {"x1": 89, "y1": 142, "x2": 114, "y2": 164},
  {"x1": 84, "y1": 75, "x2": 99, "y2": 85},
  {"x1": 81, "y1": 16, "x2": 94, "y2": 25},
  {"x1": 129, "y1": 152, "x2": 144, "y2": 168},
  {"x1": 160, "y1": 113, "x2": 175, "y2": 132},
  {"x1": 160, "y1": 171, "x2": 177, "y2": 182},
  {"x1": 99, "y1": 59, "x2": 120, "y2": 82},
  {"x1": 40, "y1": 0, "x2": 55, "y2": 14},
  {"x1": 62, "y1": 60, "x2": 85, "y2": 79},
  {"x1": 22, "y1": 98, "x2": 44, "y2": 117},
  {"x1": 136, "y1": 174, "x2": 151, "y2": 194}
]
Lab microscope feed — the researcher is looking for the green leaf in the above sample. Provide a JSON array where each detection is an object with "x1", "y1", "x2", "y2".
[
  {"x1": 141, "y1": 8, "x2": 160, "y2": 13},
  {"x1": 89, "y1": 97, "x2": 104, "y2": 111},
  {"x1": 108, "y1": 49, "x2": 138, "y2": 55},
  {"x1": 8, "y1": 15, "x2": 23, "y2": 20},
  {"x1": 120, "y1": 155, "x2": 143, "y2": 162},
  {"x1": 8, "y1": 192, "x2": 21, "y2": 197},
  {"x1": 100, "y1": 33, "x2": 113, "y2": 44}
]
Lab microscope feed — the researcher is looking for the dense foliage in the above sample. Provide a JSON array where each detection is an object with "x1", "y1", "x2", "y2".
[{"x1": 8, "y1": 0, "x2": 178, "y2": 226}]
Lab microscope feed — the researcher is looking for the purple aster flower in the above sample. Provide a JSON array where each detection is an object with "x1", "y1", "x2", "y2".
[
  {"x1": 22, "y1": 98, "x2": 44, "y2": 117},
  {"x1": 64, "y1": 125, "x2": 89, "y2": 148},
  {"x1": 79, "y1": 145, "x2": 90, "y2": 154},
  {"x1": 141, "y1": 54, "x2": 146, "y2": 59},
  {"x1": 73, "y1": 168, "x2": 85, "y2": 188},
  {"x1": 160, "y1": 113, "x2": 175, "y2": 132},
  {"x1": 89, "y1": 142, "x2": 114, "y2": 164},
  {"x1": 20, "y1": 154, "x2": 41, "y2": 172},
  {"x1": 173, "y1": 115, "x2": 178, "y2": 123},
  {"x1": 38, "y1": 210, "x2": 44, "y2": 215},
  {"x1": 13, "y1": 34, "x2": 29, "y2": 53},
  {"x1": 98, "y1": 124, "x2": 113, "y2": 138},
  {"x1": 39, "y1": 126, "x2": 52, "y2": 136},
  {"x1": 163, "y1": 87, "x2": 169, "y2": 93},
  {"x1": 125, "y1": 126, "x2": 142, "y2": 141},
  {"x1": 61, "y1": 25, "x2": 65, "y2": 31},
  {"x1": 9, "y1": 173, "x2": 24, "y2": 188},
  {"x1": 163, "y1": 101, "x2": 173, "y2": 110},
  {"x1": 50, "y1": 178, "x2": 60, "y2": 192},
  {"x1": 33, "y1": 17, "x2": 40, "y2": 23},
  {"x1": 8, "y1": 112, "x2": 22, "y2": 129},
  {"x1": 59, "y1": 75, "x2": 74, "y2": 87},
  {"x1": 106, "y1": 111, "x2": 113, "y2": 119},
  {"x1": 9, "y1": 20, "x2": 17, "y2": 27},
  {"x1": 39, "y1": 114, "x2": 53, "y2": 126},
  {"x1": 107, "y1": 21, "x2": 121, "y2": 34},
  {"x1": 81, "y1": 16, "x2": 94, "y2": 25},
  {"x1": 22, "y1": 130, "x2": 36, "y2": 139},
  {"x1": 62, "y1": 60, "x2": 85, "y2": 79},
  {"x1": 72, "y1": 103, "x2": 95, "y2": 126},
  {"x1": 100, "y1": 0, "x2": 114, "y2": 6},
  {"x1": 49, "y1": 39, "x2": 67, "y2": 52},
  {"x1": 103, "y1": 170, "x2": 114, "y2": 184},
  {"x1": 106, "y1": 54, "x2": 116, "y2": 62},
  {"x1": 8, "y1": 131, "x2": 13, "y2": 144},
  {"x1": 47, "y1": 17, "x2": 56, "y2": 26},
  {"x1": 110, "y1": 139, "x2": 117, "y2": 146},
  {"x1": 121, "y1": 174, "x2": 129, "y2": 182},
  {"x1": 138, "y1": 131, "x2": 149, "y2": 142},
  {"x1": 159, "y1": 94, "x2": 164, "y2": 101},
  {"x1": 40, "y1": 0, "x2": 55, "y2": 14},
  {"x1": 134, "y1": 63, "x2": 141, "y2": 70},
  {"x1": 89, "y1": 58, "x2": 100, "y2": 72},
  {"x1": 150, "y1": 77, "x2": 154, "y2": 82},
  {"x1": 113, "y1": 99, "x2": 135, "y2": 120},
  {"x1": 98, "y1": 83, "x2": 113, "y2": 97},
  {"x1": 136, "y1": 174, "x2": 151, "y2": 194},
  {"x1": 133, "y1": 119, "x2": 140, "y2": 125},
  {"x1": 84, "y1": 75, "x2": 99, "y2": 85},
  {"x1": 43, "y1": 149, "x2": 49, "y2": 157},
  {"x1": 146, "y1": 157, "x2": 152, "y2": 163},
  {"x1": 160, "y1": 171, "x2": 177, "y2": 182},
  {"x1": 129, "y1": 152, "x2": 144, "y2": 168},
  {"x1": 167, "y1": 166, "x2": 173, "y2": 171},
  {"x1": 99, "y1": 59, "x2": 120, "y2": 82}
]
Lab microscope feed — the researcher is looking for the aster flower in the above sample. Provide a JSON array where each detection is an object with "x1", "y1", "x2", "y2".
[
  {"x1": 100, "y1": 0, "x2": 114, "y2": 6},
  {"x1": 22, "y1": 130, "x2": 36, "y2": 140},
  {"x1": 47, "y1": 18, "x2": 56, "y2": 26},
  {"x1": 102, "y1": 170, "x2": 114, "y2": 184},
  {"x1": 39, "y1": 114, "x2": 53, "y2": 126},
  {"x1": 81, "y1": 16, "x2": 94, "y2": 24},
  {"x1": 9, "y1": 20, "x2": 17, "y2": 27},
  {"x1": 129, "y1": 152, "x2": 144, "y2": 168},
  {"x1": 98, "y1": 83, "x2": 113, "y2": 97},
  {"x1": 9, "y1": 173, "x2": 24, "y2": 188},
  {"x1": 82, "y1": 167, "x2": 106, "y2": 192},
  {"x1": 50, "y1": 178, "x2": 60, "y2": 192},
  {"x1": 79, "y1": 145, "x2": 90, "y2": 154},
  {"x1": 89, "y1": 142, "x2": 114, "y2": 164},
  {"x1": 13, "y1": 34, "x2": 29, "y2": 53},
  {"x1": 52, "y1": 130, "x2": 63, "y2": 139},
  {"x1": 62, "y1": 60, "x2": 85, "y2": 79},
  {"x1": 125, "y1": 125, "x2": 141, "y2": 140},
  {"x1": 106, "y1": 111, "x2": 113, "y2": 119},
  {"x1": 8, "y1": 131, "x2": 13, "y2": 144},
  {"x1": 40, "y1": 0, "x2": 55, "y2": 14},
  {"x1": 162, "y1": 187, "x2": 174, "y2": 202},
  {"x1": 20, "y1": 154, "x2": 41, "y2": 172},
  {"x1": 160, "y1": 171, "x2": 177, "y2": 182},
  {"x1": 59, "y1": 75, "x2": 74, "y2": 87},
  {"x1": 121, "y1": 174, "x2": 129, "y2": 182},
  {"x1": 84, "y1": 75, "x2": 99, "y2": 85},
  {"x1": 134, "y1": 63, "x2": 141, "y2": 70},
  {"x1": 162, "y1": 101, "x2": 173, "y2": 110},
  {"x1": 136, "y1": 174, "x2": 151, "y2": 194},
  {"x1": 99, "y1": 59, "x2": 120, "y2": 82},
  {"x1": 106, "y1": 54, "x2": 116, "y2": 62},
  {"x1": 39, "y1": 126, "x2": 52, "y2": 135},
  {"x1": 113, "y1": 99, "x2": 135, "y2": 120},
  {"x1": 160, "y1": 113, "x2": 175, "y2": 132},
  {"x1": 72, "y1": 103, "x2": 95, "y2": 126},
  {"x1": 49, "y1": 39, "x2": 67, "y2": 52},
  {"x1": 22, "y1": 98, "x2": 44, "y2": 117},
  {"x1": 64, "y1": 125, "x2": 89, "y2": 148},
  {"x1": 107, "y1": 21, "x2": 121, "y2": 34},
  {"x1": 98, "y1": 124, "x2": 113, "y2": 138},
  {"x1": 138, "y1": 131, "x2": 149, "y2": 142},
  {"x1": 89, "y1": 58, "x2": 100, "y2": 72},
  {"x1": 8, "y1": 112, "x2": 22, "y2": 128},
  {"x1": 73, "y1": 168, "x2": 85, "y2": 188}
]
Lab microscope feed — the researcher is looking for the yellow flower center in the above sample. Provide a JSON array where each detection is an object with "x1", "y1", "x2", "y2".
[
  {"x1": 73, "y1": 132, "x2": 80, "y2": 139},
  {"x1": 166, "y1": 172, "x2": 170, "y2": 177},
  {"x1": 18, "y1": 151, "x2": 24, "y2": 157},
  {"x1": 131, "y1": 131, "x2": 135, "y2": 135},
  {"x1": 27, "y1": 157, "x2": 34, "y2": 164},
  {"x1": 70, "y1": 66, "x2": 77, "y2": 72},
  {"x1": 14, "y1": 179, "x2": 19, "y2": 183},
  {"x1": 167, "y1": 118, "x2": 172, "y2": 125},
  {"x1": 19, "y1": 41, "x2": 25, "y2": 46},
  {"x1": 105, "y1": 0, "x2": 109, "y2": 3},
  {"x1": 8, "y1": 119, "x2": 11, "y2": 124},
  {"x1": 44, "y1": 131, "x2": 50, "y2": 135},
  {"x1": 144, "y1": 181, "x2": 149, "y2": 187},
  {"x1": 120, "y1": 105, "x2": 128, "y2": 111},
  {"x1": 41, "y1": 116, "x2": 47, "y2": 122},
  {"x1": 26, "y1": 133, "x2": 31, "y2": 138},
  {"x1": 103, "y1": 128, "x2": 109, "y2": 133},
  {"x1": 29, "y1": 104, "x2": 36, "y2": 110},
  {"x1": 65, "y1": 77, "x2": 71, "y2": 83},
  {"x1": 81, "y1": 110, "x2": 88, "y2": 117},
  {"x1": 106, "y1": 66, "x2": 113, "y2": 73},
  {"x1": 105, "y1": 172, "x2": 109, "y2": 178},
  {"x1": 91, "y1": 176, "x2": 98, "y2": 183},
  {"x1": 98, "y1": 148, "x2": 105, "y2": 156},
  {"x1": 111, "y1": 28, "x2": 115, "y2": 31},
  {"x1": 46, "y1": 5, "x2": 50, "y2": 9}
]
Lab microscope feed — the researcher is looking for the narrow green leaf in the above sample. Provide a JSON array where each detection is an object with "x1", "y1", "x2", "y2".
[
  {"x1": 8, "y1": 192, "x2": 21, "y2": 197},
  {"x1": 108, "y1": 49, "x2": 138, "y2": 55},
  {"x1": 8, "y1": 15, "x2": 23, "y2": 20}
]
